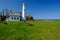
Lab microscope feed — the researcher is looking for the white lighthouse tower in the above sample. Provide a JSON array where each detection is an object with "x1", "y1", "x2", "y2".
[{"x1": 22, "y1": 2, "x2": 25, "y2": 20}]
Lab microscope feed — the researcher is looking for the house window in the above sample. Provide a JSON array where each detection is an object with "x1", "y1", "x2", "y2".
[
  {"x1": 14, "y1": 17, "x2": 16, "y2": 20},
  {"x1": 17, "y1": 17, "x2": 19, "y2": 20},
  {"x1": 11, "y1": 17, "x2": 13, "y2": 20}
]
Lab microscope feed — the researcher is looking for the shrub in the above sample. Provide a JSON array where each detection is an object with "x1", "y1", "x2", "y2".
[
  {"x1": 26, "y1": 21, "x2": 33, "y2": 26},
  {"x1": 0, "y1": 16, "x2": 6, "y2": 21}
]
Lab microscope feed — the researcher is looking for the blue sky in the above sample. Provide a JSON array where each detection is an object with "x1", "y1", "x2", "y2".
[{"x1": 0, "y1": 0, "x2": 60, "y2": 19}]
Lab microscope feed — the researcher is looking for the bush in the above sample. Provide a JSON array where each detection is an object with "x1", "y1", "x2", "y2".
[
  {"x1": 0, "y1": 16, "x2": 6, "y2": 21},
  {"x1": 4, "y1": 22, "x2": 7, "y2": 24},
  {"x1": 26, "y1": 21, "x2": 33, "y2": 26},
  {"x1": 26, "y1": 16, "x2": 34, "y2": 21}
]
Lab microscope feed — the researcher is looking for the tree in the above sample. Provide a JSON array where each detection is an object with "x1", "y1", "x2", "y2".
[
  {"x1": 26, "y1": 15, "x2": 34, "y2": 20},
  {"x1": 0, "y1": 15, "x2": 6, "y2": 21}
]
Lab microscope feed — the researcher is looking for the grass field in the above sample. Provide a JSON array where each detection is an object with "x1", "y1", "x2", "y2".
[{"x1": 0, "y1": 20, "x2": 60, "y2": 40}]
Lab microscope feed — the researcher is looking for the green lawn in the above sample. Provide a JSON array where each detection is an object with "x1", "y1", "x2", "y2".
[{"x1": 0, "y1": 20, "x2": 60, "y2": 40}]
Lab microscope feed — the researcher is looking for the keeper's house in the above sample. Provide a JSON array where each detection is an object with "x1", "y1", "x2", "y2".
[{"x1": 6, "y1": 12, "x2": 22, "y2": 21}]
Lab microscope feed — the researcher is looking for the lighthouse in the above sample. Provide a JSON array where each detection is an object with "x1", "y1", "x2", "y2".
[{"x1": 22, "y1": 2, "x2": 25, "y2": 20}]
